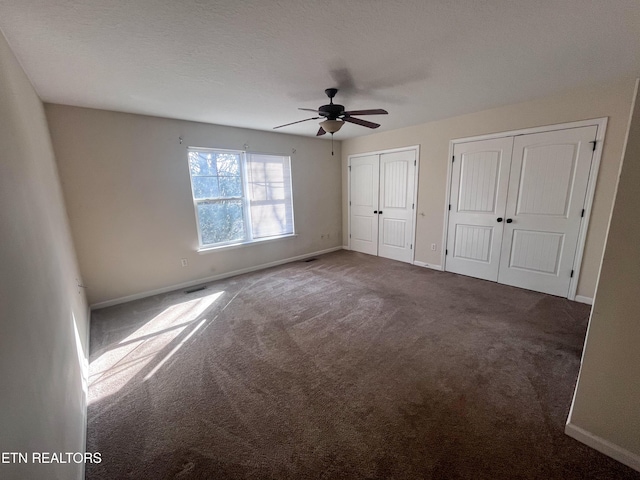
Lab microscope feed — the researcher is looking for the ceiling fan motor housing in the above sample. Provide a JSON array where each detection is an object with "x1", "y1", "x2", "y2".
[{"x1": 318, "y1": 103, "x2": 345, "y2": 119}]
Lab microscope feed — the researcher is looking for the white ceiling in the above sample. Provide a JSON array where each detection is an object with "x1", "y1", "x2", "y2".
[{"x1": 0, "y1": 0, "x2": 639, "y2": 138}]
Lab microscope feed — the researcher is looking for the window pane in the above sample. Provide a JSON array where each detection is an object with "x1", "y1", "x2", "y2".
[
  {"x1": 250, "y1": 203, "x2": 292, "y2": 238},
  {"x1": 267, "y1": 183, "x2": 285, "y2": 200},
  {"x1": 216, "y1": 153, "x2": 240, "y2": 176},
  {"x1": 246, "y1": 154, "x2": 294, "y2": 239},
  {"x1": 197, "y1": 200, "x2": 246, "y2": 245},
  {"x1": 189, "y1": 152, "x2": 217, "y2": 176},
  {"x1": 219, "y1": 176, "x2": 242, "y2": 197},
  {"x1": 192, "y1": 176, "x2": 219, "y2": 199}
]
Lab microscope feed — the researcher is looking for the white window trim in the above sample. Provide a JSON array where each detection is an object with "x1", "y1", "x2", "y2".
[
  {"x1": 197, "y1": 233, "x2": 298, "y2": 254},
  {"x1": 187, "y1": 147, "x2": 295, "y2": 251}
]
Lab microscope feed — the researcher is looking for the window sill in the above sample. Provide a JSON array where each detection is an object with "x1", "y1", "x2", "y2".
[{"x1": 197, "y1": 233, "x2": 298, "y2": 254}]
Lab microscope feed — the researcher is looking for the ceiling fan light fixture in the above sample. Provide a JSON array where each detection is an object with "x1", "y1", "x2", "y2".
[{"x1": 320, "y1": 119, "x2": 344, "y2": 134}]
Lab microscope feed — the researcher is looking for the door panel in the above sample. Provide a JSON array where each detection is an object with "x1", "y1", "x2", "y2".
[
  {"x1": 458, "y1": 151, "x2": 501, "y2": 213},
  {"x1": 382, "y1": 218, "x2": 407, "y2": 247},
  {"x1": 508, "y1": 230, "x2": 564, "y2": 274},
  {"x1": 515, "y1": 144, "x2": 576, "y2": 216},
  {"x1": 498, "y1": 126, "x2": 597, "y2": 296},
  {"x1": 454, "y1": 224, "x2": 494, "y2": 262},
  {"x1": 350, "y1": 155, "x2": 379, "y2": 256},
  {"x1": 445, "y1": 137, "x2": 513, "y2": 281},
  {"x1": 378, "y1": 150, "x2": 416, "y2": 263}
]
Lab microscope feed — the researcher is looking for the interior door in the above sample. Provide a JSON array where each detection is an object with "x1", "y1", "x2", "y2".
[
  {"x1": 445, "y1": 137, "x2": 513, "y2": 281},
  {"x1": 350, "y1": 154, "x2": 379, "y2": 256},
  {"x1": 497, "y1": 126, "x2": 597, "y2": 296},
  {"x1": 377, "y1": 150, "x2": 416, "y2": 263}
]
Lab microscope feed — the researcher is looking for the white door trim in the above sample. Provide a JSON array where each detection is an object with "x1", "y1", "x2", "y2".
[
  {"x1": 442, "y1": 118, "x2": 608, "y2": 300},
  {"x1": 451, "y1": 118, "x2": 608, "y2": 144},
  {"x1": 348, "y1": 145, "x2": 420, "y2": 264}
]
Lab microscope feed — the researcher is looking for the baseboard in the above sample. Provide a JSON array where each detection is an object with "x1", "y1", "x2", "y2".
[
  {"x1": 565, "y1": 423, "x2": 640, "y2": 472},
  {"x1": 574, "y1": 295, "x2": 594, "y2": 305},
  {"x1": 413, "y1": 260, "x2": 443, "y2": 271},
  {"x1": 342, "y1": 245, "x2": 350, "y2": 250},
  {"x1": 90, "y1": 246, "x2": 344, "y2": 310}
]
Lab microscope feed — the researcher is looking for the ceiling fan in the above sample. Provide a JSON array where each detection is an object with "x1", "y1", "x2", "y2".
[{"x1": 273, "y1": 88, "x2": 388, "y2": 137}]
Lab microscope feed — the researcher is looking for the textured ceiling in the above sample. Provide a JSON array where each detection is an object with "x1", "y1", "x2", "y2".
[{"x1": 0, "y1": 0, "x2": 639, "y2": 138}]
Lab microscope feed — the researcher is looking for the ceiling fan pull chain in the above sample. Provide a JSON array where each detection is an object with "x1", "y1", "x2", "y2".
[{"x1": 331, "y1": 135, "x2": 334, "y2": 156}]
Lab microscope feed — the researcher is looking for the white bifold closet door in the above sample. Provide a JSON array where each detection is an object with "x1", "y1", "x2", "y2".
[
  {"x1": 350, "y1": 154, "x2": 379, "y2": 256},
  {"x1": 446, "y1": 126, "x2": 597, "y2": 297},
  {"x1": 444, "y1": 137, "x2": 513, "y2": 281},
  {"x1": 350, "y1": 150, "x2": 416, "y2": 263}
]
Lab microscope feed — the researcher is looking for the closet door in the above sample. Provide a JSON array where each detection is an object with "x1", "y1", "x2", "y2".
[
  {"x1": 497, "y1": 126, "x2": 597, "y2": 296},
  {"x1": 445, "y1": 137, "x2": 513, "y2": 281},
  {"x1": 349, "y1": 154, "x2": 380, "y2": 256},
  {"x1": 377, "y1": 150, "x2": 416, "y2": 263}
]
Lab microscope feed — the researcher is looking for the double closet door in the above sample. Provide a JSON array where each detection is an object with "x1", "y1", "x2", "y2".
[
  {"x1": 445, "y1": 126, "x2": 597, "y2": 297},
  {"x1": 350, "y1": 149, "x2": 417, "y2": 264}
]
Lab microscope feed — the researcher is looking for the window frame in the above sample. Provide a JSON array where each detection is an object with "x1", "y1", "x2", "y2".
[{"x1": 187, "y1": 147, "x2": 296, "y2": 252}]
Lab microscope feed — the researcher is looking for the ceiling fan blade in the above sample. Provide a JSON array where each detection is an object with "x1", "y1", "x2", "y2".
[
  {"x1": 273, "y1": 117, "x2": 320, "y2": 129},
  {"x1": 298, "y1": 108, "x2": 321, "y2": 113},
  {"x1": 343, "y1": 117, "x2": 381, "y2": 129},
  {"x1": 316, "y1": 127, "x2": 326, "y2": 136},
  {"x1": 343, "y1": 109, "x2": 388, "y2": 116}
]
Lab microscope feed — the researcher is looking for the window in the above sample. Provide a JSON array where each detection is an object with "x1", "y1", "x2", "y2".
[{"x1": 187, "y1": 148, "x2": 294, "y2": 249}]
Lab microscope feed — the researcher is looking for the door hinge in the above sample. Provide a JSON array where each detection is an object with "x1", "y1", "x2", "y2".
[
  {"x1": 349, "y1": 234, "x2": 351, "y2": 238},
  {"x1": 590, "y1": 140, "x2": 597, "y2": 152},
  {"x1": 448, "y1": 204, "x2": 451, "y2": 211},
  {"x1": 452, "y1": 155, "x2": 455, "y2": 163},
  {"x1": 412, "y1": 203, "x2": 415, "y2": 209},
  {"x1": 414, "y1": 159, "x2": 416, "y2": 166},
  {"x1": 410, "y1": 244, "x2": 413, "y2": 249},
  {"x1": 570, "y1": 270, "x2": 574, "y2": 278},
  {"x1": 445, "y1": 249, "x2": 448, "y2": 255},
  {"x1": 581, "y1": 208, "x2": 585, "y2": 217},
  {"x1": 349, "y1": 165, "x2": 352, "y2": 170},
  {"x1": 349, "y1": 201, "x2": 351, "y2": 206}
]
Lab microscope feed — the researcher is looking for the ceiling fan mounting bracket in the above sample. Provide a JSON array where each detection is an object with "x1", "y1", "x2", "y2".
[{"x1": 325, "y1": 88, "x2": 338, "y2": 100}]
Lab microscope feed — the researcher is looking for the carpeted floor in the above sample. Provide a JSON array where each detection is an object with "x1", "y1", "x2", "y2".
[{"x1": 86, "y1": 250, "x2": 640, "y2": 479}]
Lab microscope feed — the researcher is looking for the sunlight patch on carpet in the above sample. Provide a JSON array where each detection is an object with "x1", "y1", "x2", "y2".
[{"x1": 88, "y1": 291, "x2": 223, "y2": 404}]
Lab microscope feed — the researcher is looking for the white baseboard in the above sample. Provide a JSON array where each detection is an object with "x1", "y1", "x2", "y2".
[
  {"x1": 414, "y1": 260, "x2": 443, "y2": 271},
  {"x1": 565, "y1": 423, "x2": 640, "y2": 472},
  {"x1": 342, "y1": 245, "x2": 350, "y2": 250},
  {"x1": 574, "y1": 295, "x2": 594, "y2": 305},
  {"x1": 90, "y1": 246, "x2": 344, "y2": 310}
]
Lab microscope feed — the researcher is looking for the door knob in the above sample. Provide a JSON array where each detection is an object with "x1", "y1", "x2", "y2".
[
  {"x1": 374, "y1": 211, "x2": 378, "y2": 214},
  {"x1": 506, "y1": 218, "x2": 513, "y2": 223},
  {"x1": 378, "y1": 211, "x2": 383, "y2": 214},
  {"x1": 497, "y1": 217, "x2": 503, "y2": 222}
]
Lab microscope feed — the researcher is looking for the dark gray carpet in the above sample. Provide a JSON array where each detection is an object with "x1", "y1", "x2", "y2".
[{"x1": 86, "y1": 250, "x2": 640, "y2": 479}]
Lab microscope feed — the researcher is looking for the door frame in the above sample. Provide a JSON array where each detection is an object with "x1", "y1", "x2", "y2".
[
  {"x1": 348, "y1": 145, "x2": 420, "y2": 263},
  {"x1": 442, "y1": 118, "x2": 608, "y2": 301}
]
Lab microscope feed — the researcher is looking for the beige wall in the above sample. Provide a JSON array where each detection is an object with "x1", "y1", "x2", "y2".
[
  {"x1": 567, "y1": 80, "x2": 640, "y2": 470},
  {"x1": 46, "y1": 105, "x2": 342, "y2": 306},
  {"x1": 0, "y1": 33, "x2": 89, "y2": 479},
  {"x1": 342, "y1": 77, "x2": 637, "y2": 299}
]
